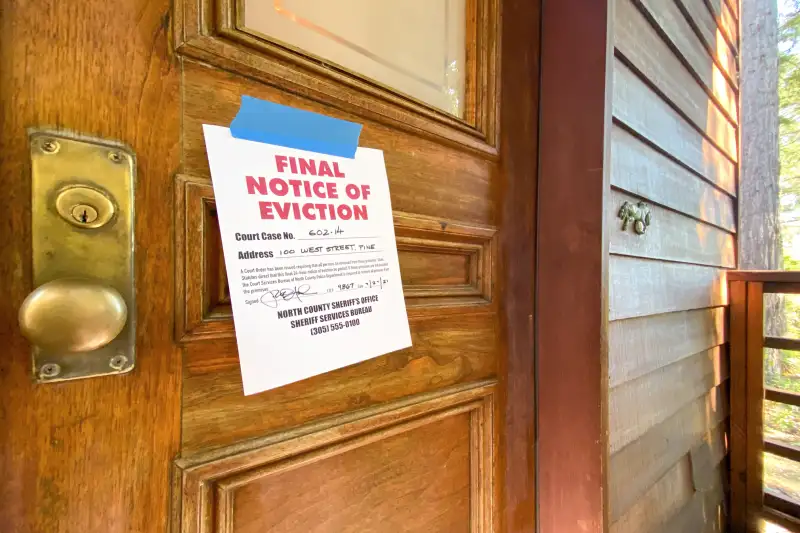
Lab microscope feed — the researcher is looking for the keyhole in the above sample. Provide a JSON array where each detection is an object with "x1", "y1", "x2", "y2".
[{"x1": 69, "y1": 204, "x2": 99, "y2": 226}]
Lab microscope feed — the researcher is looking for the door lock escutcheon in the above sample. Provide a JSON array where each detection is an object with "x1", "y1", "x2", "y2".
[{"x1": 20, "y1": 131, "x2": 136, "y2": 383}]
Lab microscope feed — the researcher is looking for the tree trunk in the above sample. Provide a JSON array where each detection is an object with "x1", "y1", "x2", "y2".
[{"x1": 741, "y1": 0, "x2": 784, "y2": 370}]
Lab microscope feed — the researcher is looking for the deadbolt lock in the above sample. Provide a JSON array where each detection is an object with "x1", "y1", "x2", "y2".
[
  {"x1": 55, "y1": 185, "x2": 116, "y2": 228},
  {"x1": 22, "y1": 131, "x2": 136, "y2": 383}
]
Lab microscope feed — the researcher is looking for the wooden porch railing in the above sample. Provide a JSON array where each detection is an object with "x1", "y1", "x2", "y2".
[{"x1": 729, "y1": 272, "x2": 800, "y2": 533}]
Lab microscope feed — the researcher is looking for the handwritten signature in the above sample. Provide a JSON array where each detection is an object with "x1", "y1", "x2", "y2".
[{"x1": 259, "y1": 284, "x2": 317, "y2": 308}]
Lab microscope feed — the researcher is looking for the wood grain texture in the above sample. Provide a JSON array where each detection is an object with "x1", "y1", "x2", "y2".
[
  {"x1": 636, "y1": 0, "x2": 738, "y2": 91},
  {"x1": 174, "y1": 381, "x2": 495, "y2": 533},
  {"x1": 746, "y1": 282, "x2": 765, "y2": 519},
  {"x1": 175, "y1": 3, "x2": 542, "y2": 533},
  {"x1": 609, "y1": 346, "x2": 729, "y2": 454},
  {"x1": 0, "y1": 0, "x2": 181, "y2": 532},
  {"x1": 613, "y1": 59, "x2": 737, "y2": 191},
  {"x1": 615, "y1": 0, "x2": 738, "y2": 129},
  {"x1": 729, "y1": 280, "x2": 748, "y2": 532},
  {"x1": 537, "y1": 0, "x2": 610, "y2": 530},
  {"x1": 175, "y1": 174, "x2": 499, "y2": 341},
  {"x1": 609, "y1": 384, "x2": 728, "y2": 521},
  {"x1": 182, "y1": 313, "x2": 496, "y2": 452},
  {"x1": 609, "y1": 306, "x2": 726, "y2": 388},
  {"x1": 174, "y1": 0, "x2": 500, "y2": 153},
  {"x1": 230, "y1": 414, "x2": 471, "y2": 533},
  {"x1": 182, "y1": 61, "x2": 495, "y2": 226},
  {"x1": 496, "y1": 1, "x2": 540, "y2": 531},
  {"x1": 610, "y1": 455, "x2": 695, "y2": 533},
  {"x1": 610, "y1": 127, "x2": 736, "y2": 231},
  {"x1": 399, "y1": 249, "x2": 471, "y2": 286},
  {"x1": 609, "y1": 189, "x2": 735, "y2": 268},
  {"x1": 609, "y1": 256, "x2": 728, "y2": 320},
  {"x1": 728, "y1": 270, "x2": 800, "y2": 282}
]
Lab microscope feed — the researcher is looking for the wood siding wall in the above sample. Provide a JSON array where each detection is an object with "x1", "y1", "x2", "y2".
[{"x1": 608, "y1": 0, "x2": 738, "y2": 531}]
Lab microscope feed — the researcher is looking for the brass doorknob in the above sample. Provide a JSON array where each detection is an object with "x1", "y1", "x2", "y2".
[{"x1": 19, "y1": 278, "x2": 127, "y2": 353}]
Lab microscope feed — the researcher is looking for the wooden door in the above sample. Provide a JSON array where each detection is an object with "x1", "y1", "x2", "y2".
[{"x1": 0, "y1": 0, "x2": 538, "y2": 532}]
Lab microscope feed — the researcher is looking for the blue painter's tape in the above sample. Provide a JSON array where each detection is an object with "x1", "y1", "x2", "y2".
[{"x1": 229, "y1": 95, "x2": 362, "y2": 159}]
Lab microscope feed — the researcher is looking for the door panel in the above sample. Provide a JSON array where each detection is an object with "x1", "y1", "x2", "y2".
[
  {"x1": 174, "y1": 383, "x2": 493, "y2": 533},
  {"x1": 0, "y1": 1, "x2": 181, "y2": 532},
  {"x1": 1, "y1": 0, "x2": 538, "y2": 531}
]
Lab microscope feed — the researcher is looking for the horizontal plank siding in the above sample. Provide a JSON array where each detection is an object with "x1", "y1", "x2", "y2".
[
  {"x1": 674, "y1": 0, "x2": 738, "y2": 80},
  {"x1": 689, "y1": 424, "x2": 728, "y2": 491},
  {"x1": 659, "y1": 468, "x2": 727, "y2": 533},
  {"x1": 610, "y1": 456, "x2": 695, "y2": 533},
  {"x1": 608, "y1": 0, "x2": 737, "y2": 527},
  {"x1": 680, "y1": 0, "x2": 739, "y2": 51},
  {"x1": 613, "y1": 60, "x2": 736, "y2": 191},
  {"x1": 610, "y1": 347, "x2": 729, "y2": 453},
  {"x1": 609, "y1": 256, "x2": 728, "y2": 320},
  {"x1": 609, "y1": 306, "x2": 726, "y2": 387},
  {"x1": 610, "y1": 127, "x2": 736, "y2": 231},
  {"x1": 722, "y1": 0, "x2": 739, "y2": 20},
  {"x1": 609, "y1": 189, "x2": 735, "y2": 267},
  {"x1": 617, "y1": 0, "x2": 739, "y2": 138},
  {"x1": 612, "y1": 423, "x2": 728, "y2": 532},
  {"x1": 609, "y1": 384, "x2": 729, "y2": 520},
  {"x1": 637, "y1": 0, "x2": 738, "y2": 91},
  {"x1": 717, "y1": 0, "x2": 739, "y2": 45}
]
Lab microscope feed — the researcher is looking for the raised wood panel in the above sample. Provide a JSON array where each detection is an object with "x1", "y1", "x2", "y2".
[
  {"x1": 173, "y1": 382, "x2": 495, "y2": 533},
  {"x1": 674, "y1": 0, "x2": 738, "y2": 84},
  {"x1": 609, "y1": 189, "x2": 735, "y2": 268},
  {"x1": 182, "y1": 60, "x2": 495, "y2": 226},
  {"x1": 174, "y1": 0, "x2": 500, "y2": 152},
  {"x1": 609, "y1": 256, "x2": 728, "y2": 320},
  {"x1": 399, "y1": 249, "x2": 470, "y2": 286},
  {"x1": 610, "y1": 346, "x2": 728, "y2": 453},
  {"x1": 613, "y1": 60, "x2": 737, "y2": 192},
  {"x1": 393, "y1": 212, "x2": 495, "y2": 307},
  {"x1": 615, "y1": 0, "x2": 738, "y2": 131},
  {"x1": 609, "y1": 384, "x2": 728, "y2": 521},
  {"x1": 610, "y1": 455, "x2": 695, "y2": 533},
  {"x1": 636, "y1": 0, "x2": 738, "y2": 91},
  {"x1": 230, "y1": 414, "x2": 471, "y2": 533},
  {"x1": 175, "y1": 176, "x2": 497, "y2": 341},
  {"x1": 181, "y1": 315, "x2": 496, "y2": 452},
  {"x1": 175, "y1": 176, "x2": 231, "y2": 342},
  {"x1": 610, "y1": 127, "x2": 736, "y2": 231},
  {"x1": 609, "y1": 306, "x2": 726, "y2": 388}
]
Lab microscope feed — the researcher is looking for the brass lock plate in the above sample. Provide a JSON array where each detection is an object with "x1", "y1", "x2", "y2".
[{"x1": 29, "y1": 131, "x2": 136, "y2": 383}]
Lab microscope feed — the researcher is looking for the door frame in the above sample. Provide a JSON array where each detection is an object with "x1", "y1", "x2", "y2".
[{"x1": 535, "y1": 0, "x2": 612, "y2": 532}]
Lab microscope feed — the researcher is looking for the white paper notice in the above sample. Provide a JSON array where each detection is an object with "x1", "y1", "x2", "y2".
[{"x1": 202, "y1": 125, "x2": 412, "y2": 395}]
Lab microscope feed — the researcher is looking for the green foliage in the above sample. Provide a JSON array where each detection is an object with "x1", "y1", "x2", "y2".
[
  {"x1": 767, "y1": 2, "x2": 800, "y2": 441},
  {"x1": 781, "y1": 2, "x2": 800, "y2": 224}
]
